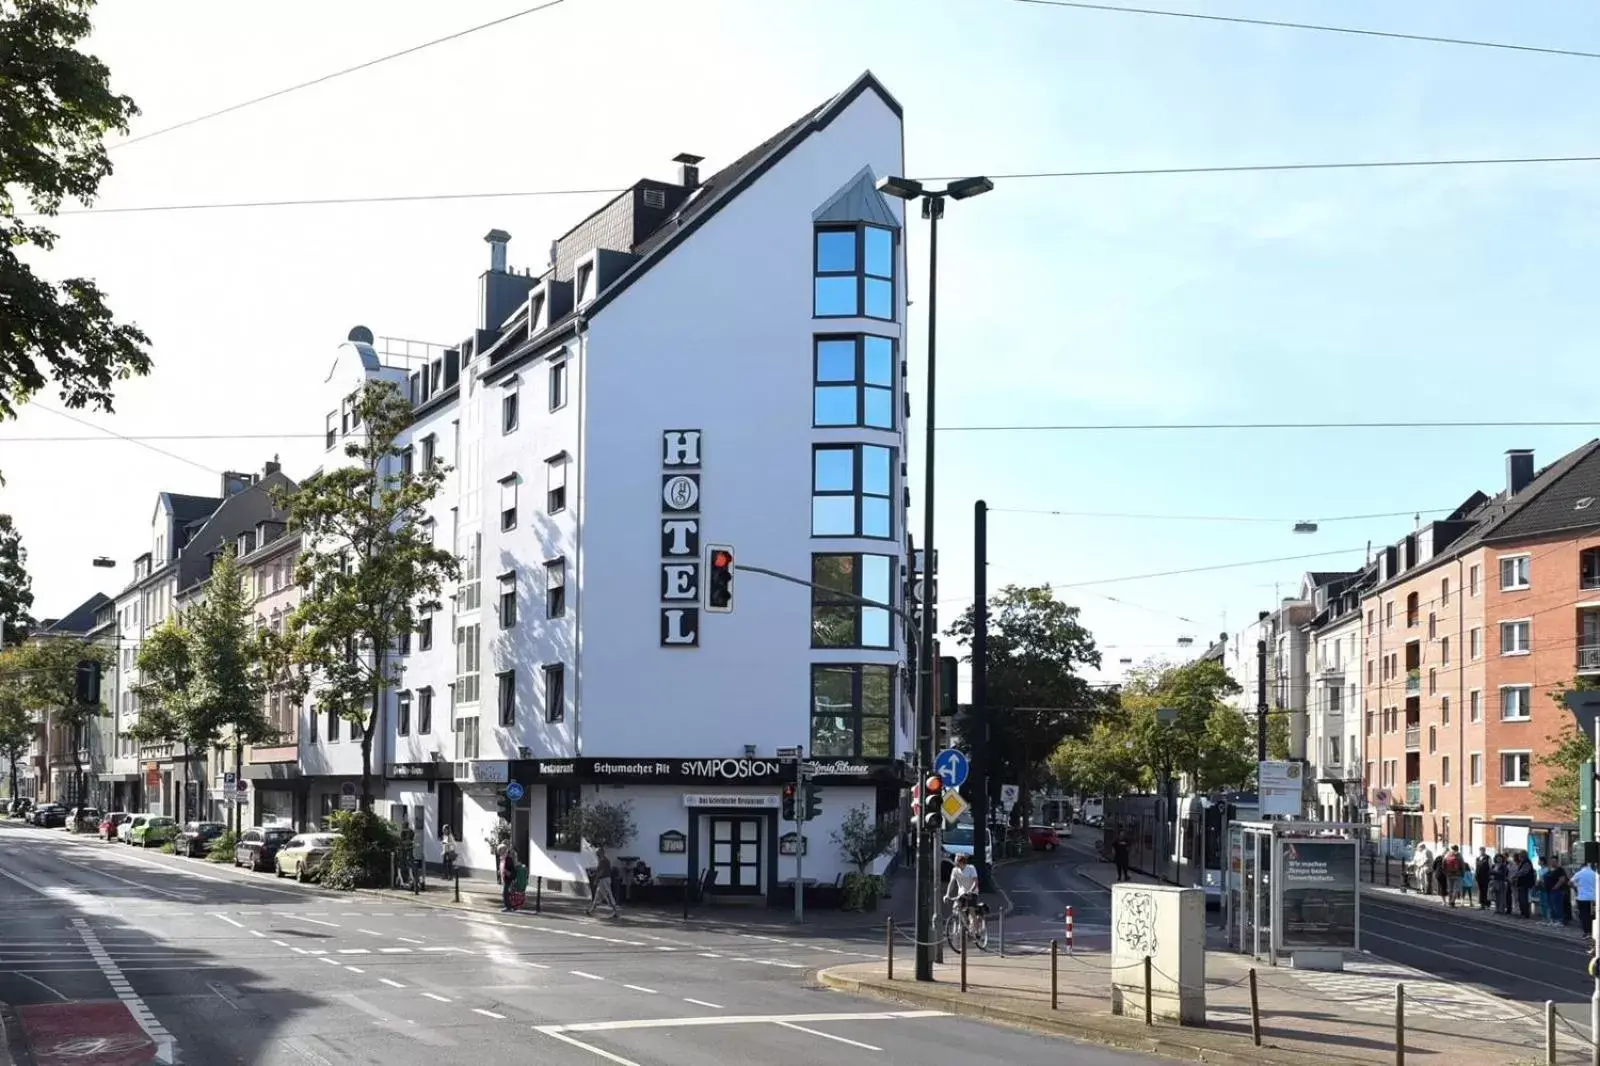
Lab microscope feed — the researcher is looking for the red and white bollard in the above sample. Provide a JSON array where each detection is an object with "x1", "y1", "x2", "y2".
[{"x1": 1064, "y1": 905, "x2": 1075, "y2": 952}]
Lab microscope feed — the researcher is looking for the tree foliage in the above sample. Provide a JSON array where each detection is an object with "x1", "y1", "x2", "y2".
[
  {"x1": 1536, "y1": 676, "x2": 1600, "y2": 821},
  {"x1": 0, "y1": 636, "x2": 109, "y2": 800},
  {"x1": 1049, "y1": 658, "x2": 1255, "y2": 797},
  {"x1": 945, "y1": 585, "x2": 1102, "y2": 817},
  {"x1": 279, "y1": 381, "x2": 459, "y2": 809},
  {"x1": 0, "y1": 651, "x2": 34, "y2": 798},
  {"x1": 0, "y1": 516, "x2": 35, "y2": 644},
  {"x1": 1265, "y1": 711, "x2": 1291, "y2": 761},
  {"x1": 561, "y1": 799, "x2": 637, "y2": 853},
  {"x1": 1, "y1": 0, "x2": 150, "y2": 423},
  {"x1": 831, "y1": 804, "x2": 900, "y2": 875}
]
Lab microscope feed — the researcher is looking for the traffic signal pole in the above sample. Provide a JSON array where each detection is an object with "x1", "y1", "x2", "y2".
[
  {"x1": 1256, "y1": 610, "x2": 1270, "y2": 761},
  {"x1": 970, "y1": 500, "x2": 990, "y2": 887},
  {"x1": 794, "y1": 755, "x2": 805, "y2": 924}
]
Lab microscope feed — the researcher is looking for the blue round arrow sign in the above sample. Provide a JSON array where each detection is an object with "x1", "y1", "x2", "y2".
[
  {"x1": 934, "y1": 748, "x2": 969, "y2": 789},
  {"x1": 505, "y1": 781, "x2": 525, "y2": 802}
]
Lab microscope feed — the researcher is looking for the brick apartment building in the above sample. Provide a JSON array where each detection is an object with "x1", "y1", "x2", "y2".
[{"x1": 1363, "y1": 442, "x2": 1600, "y2": 859}]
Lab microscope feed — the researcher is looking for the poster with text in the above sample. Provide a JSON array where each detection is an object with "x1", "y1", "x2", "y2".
[{"x1": 1278, "y1": 838, "x2": 1358, "y2": 950}]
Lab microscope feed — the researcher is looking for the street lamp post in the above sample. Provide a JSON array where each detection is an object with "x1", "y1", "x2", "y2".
[{"x1": 876, "y1": 173, "x2": 993, "y2": 982}]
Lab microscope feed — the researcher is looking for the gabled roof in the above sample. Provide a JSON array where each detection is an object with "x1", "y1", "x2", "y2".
[
  {"x1": 39, "y1": 593, "x2": 111, "y2": 637},
  {"x1": 1482, "y1": 440, "x2": 1600, "y2": 544},
  {"x1": 812, "y1": 165, "x2": 900, "y2": 228},
  {"x1": 155, "y1": 491, "x2": 223, "y2": 527}
]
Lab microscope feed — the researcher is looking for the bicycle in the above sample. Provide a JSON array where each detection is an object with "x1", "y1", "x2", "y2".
[{"x1": 944, "y1": 895, "x2": 990, "y2": 952}]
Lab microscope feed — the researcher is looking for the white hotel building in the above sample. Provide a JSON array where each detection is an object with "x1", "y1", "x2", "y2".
[{"x1": 300, "y1": 72, "x2": 915, "y2": 899}]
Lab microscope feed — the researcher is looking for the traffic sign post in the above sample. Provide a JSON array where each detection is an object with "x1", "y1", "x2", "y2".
[
  {"x1": 505, "y1": 781, "x2": 525, "y2": 804},
  {"x1": 934, "y1": 748, "x2": 969, "y2": 790}
]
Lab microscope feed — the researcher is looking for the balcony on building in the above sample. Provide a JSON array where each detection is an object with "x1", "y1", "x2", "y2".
[
  {"x1": 1405, "y1": 781, "x2": 1421, "y2": 805},
  {"x1": 1319, "y1": 660, "x2": 1345, "y2": 684},
  {"x1": 1405, "y1": 669, "x2": 1422, "y2": 696},
  {"x1": 1405, "y1": 724, "x2": 1421, "y2": 750},
  {"x1": 1580, "y1": 604, "x2": 1600, "y2": 676}
]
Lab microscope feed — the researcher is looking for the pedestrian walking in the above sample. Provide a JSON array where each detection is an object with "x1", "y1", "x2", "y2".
[
  {"x1": 1575, "y1": 858, "x2": 1598, "y2": 939},
  {"x1": 1442, "y1": 846, "x2": 1466, "y2": 906},
  {"x1": 1514, "y1": 852, "x2": 1536, "y2": 918},
  {"x1": 1474, "y1": 848, "x2": 1492, "y2": 910},
  {"x1": 1112, "y1": 834, "x2": 1131, "y2": 882},
  {"x1": 1490, "y1": 853, "x2": 1510, "y2": 914},
  {"x1": 586, "y1": 846, "x2": 619, "y2": 918},
  {"x1": 499, "y1": 845, "x2": 519, "y2": 912},
  {"x1": 441, "y1": 828, "x2": 457, "y2": 879}
]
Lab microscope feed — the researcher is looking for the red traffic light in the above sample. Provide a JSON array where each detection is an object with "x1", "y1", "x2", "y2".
[
  {"x1": 926, "y1": 775, "x2": 943, "y2": 793},
  {"x1": 782, "y1": 784, "x2": 796, "y2": 797},
  {"x1": 712, "y1": 550, "x2": 733, "y2": 568}
]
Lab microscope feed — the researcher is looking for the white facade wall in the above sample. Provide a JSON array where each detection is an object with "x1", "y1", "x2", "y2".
[{"x1": 1308, "y1": 612, "x2": 1362, "y2": 819}]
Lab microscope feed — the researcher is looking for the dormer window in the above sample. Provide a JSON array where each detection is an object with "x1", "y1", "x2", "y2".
[
  {"x1": 814, "y1": 224, "x2": 895, "y2": 320},
  {"x1": 575, "y1": 260, "x2": 596, "y2": 305},
  {"x1": 502, "y1": 379, "x2": 520, "y2": 434},
  {"x1": 236, "y1": 532, "x2": 255, "y2": 557},
  {"x1": 528, "y1": 292, "x2": 546, "y2": 332}
]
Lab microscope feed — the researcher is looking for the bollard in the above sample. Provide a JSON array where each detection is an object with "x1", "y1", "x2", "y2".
[
  {"x1": 453, "y1": 871, "x2": 460, "y2": 904},
  {"x1": 1248, "y1": 968, "x2": 1261, "y2": 1047},
  {"x1": 960, "y1": 924, "x2": 968, "y2": 993},
  {"x1": 886, "y1": 918, "x2": 895, "y2": 980},
  {"x1": 1546, "y1": 1000, "x2": 1556, "y2": 1066},
  {"x1": 535, "y1": 876, "x2": 543, "y2": 914},
  {"x1": 1065, "y1": 905, "x2": 1075, "y2": 952},
  {"x1": 1395, "y1": 982, "x2": 1405, "y2": 1066},
  {"x1": 1050, "y1": 939, "x2": 1059, "y2": 1011},
  {"x1": 998, "y1": 908, "x2": 1005, "y2": 958},
  {"x1": 1144, "y1": 956, "x2": 1153, "y2": 1026}
]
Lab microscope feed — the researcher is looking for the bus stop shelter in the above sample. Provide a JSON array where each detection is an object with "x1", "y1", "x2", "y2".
[{"x1": 1224, "y1": 820, "x2": 1361, "y2": 970}]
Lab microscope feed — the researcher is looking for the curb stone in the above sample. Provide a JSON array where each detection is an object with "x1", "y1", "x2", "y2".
[
  {"x1": 0, "y1": 1002, "x2": 35, "y2": 1066},
  {"x1": 813, "y1": 969, "x2": 1376, "y2": 1066},
  {"x1": 1359, "y1": 884, "x2": 1588, "y2": 948}
]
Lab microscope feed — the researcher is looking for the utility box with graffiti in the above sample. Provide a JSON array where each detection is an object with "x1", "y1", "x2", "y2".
[{"x1": 1109, "y1": 883, "x2": 1206, "y2": 1025}]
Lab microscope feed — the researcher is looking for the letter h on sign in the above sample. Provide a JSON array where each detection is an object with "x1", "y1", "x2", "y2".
[{"x1": 660, "y1": 429, "x2": 703, "y2": 648}]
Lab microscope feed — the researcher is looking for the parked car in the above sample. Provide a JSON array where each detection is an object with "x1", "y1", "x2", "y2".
[
  {"x1": 1027, "y1": 825, "x2": 1060, "y2": 851},
  {"x1": 235, "y1": 826, "x2": 297, "y2": 872},
  {"x1": 275, "y1": 832, "x2": 340, "y2": 882},
  {"x1": 99, "y1": 812, "x2": 132, "y2": 840},
  {"x1": 130, "y1": 816, "x2": 178, "y2": 848},
  {"x1": 175, "y1": 821, "x2": 227, "y2": 858},
  {"x1": 31, "y1": 803, "x2": 67, "y2": 828},
  {"x1": 118, "y1": 814, "x2": 148, "y2": 843},
  {"x1": 69, "y1": 807, "x2": 103, "y2": 833}
]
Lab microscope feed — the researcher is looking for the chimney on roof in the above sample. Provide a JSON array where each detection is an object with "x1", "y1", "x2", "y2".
[
  {"x1": 263, "y1": 459, "x2": 281, "y2": 478},
  {"x1": 1506, "y1": 448, "x2": 1535, "y2": 496},
  {"x1": 674, "y1": 152, "x2": 704, "y2": 190},
  {"x1": 484, "y1": 229, "x2": 511, "y2": 273}
]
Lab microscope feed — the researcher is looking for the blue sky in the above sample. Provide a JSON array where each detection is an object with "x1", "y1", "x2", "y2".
[{"x1": 3, "y1": 0, "x2": 1598, "y2": 694}]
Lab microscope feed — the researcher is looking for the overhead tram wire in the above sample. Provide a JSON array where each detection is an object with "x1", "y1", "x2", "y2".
[
  {"x1": 37, "y1": 154, "x2": 1600, "y2": 218},
  {"x1": 29, "y1": 405, "x2": 221, "y2": 477},
  {"x1": 110, "y1": 0, "x2": 569, "y2": 150},
  {"x1": 990, "y1": 506, "x2": 1456, "y2": 524},
  {"x1": 1004, "y1": 0, "x2": 1600, "y2": 63}
]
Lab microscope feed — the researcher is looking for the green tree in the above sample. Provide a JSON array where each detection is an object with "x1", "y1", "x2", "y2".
[
  {"x1": 1265, "y1": 712, "x2": 1291, "y2": 761},
  {"x1": 1048, "y1": 712, "x2": 1142, "y2": 798},
  {"x1": 1, "y1": 636, "x2": 109, "y2": 803},
  {"x1": 0, "y1": 516, "x2": 34, "y2": 644},
  {"x1": 0, "y1": 651, "x2": 34, "y2": 799},
  {"x1": 129, "y1": 550, "x2": 274, "y2": 830},
  {"x1": 561, "y1": 799, "x2": 638, "y2": 854},
  {"x1": 279, "y1": 381, "x2": 459, "y2": 810},
  {"x1": 1121, "y1": 658, "x2": 1254, "y2": 794},
  {"x1": 1536, "y1": 676, "x2": 1600, "y2": 821},
  {"x1": 945, "y1": 584, "x2": 1102, "y2": 822},
  {"x1": 1, "y1": 1, "x2": 150, "y2": 423}
]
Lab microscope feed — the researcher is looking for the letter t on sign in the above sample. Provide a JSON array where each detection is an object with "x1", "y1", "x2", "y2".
[{"x1": 662, "y1": 430, "x2": 702, "y2": 468}]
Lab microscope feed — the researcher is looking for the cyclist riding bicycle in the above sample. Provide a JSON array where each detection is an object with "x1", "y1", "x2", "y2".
[{"x1": 945, "y1": 853, "x2": 981, "y2": 911}]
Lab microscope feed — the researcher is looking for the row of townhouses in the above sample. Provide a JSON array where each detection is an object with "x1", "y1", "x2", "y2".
[
  {"x1": 17, "y1": 71, "x2": 920, "y2": 897},
  {"x1": 1208, "y1": 443, "x2": 1600, "y2": 858}
]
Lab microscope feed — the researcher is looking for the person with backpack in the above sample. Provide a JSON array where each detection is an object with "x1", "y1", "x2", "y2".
[{"x1": 1442, "y1": 845, "x2": 1466, "y2": 907}]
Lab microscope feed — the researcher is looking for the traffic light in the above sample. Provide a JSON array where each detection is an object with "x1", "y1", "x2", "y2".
[
  {"x1": 496, "y1": 792, "x2": 514, "y2": 824},
  {"x1": 781, "y1": 783, "x2": 797, "y2": 821},
  {"x1": 938, "y1": 657, "x2": 958, "y2": 716},
  {"x1": 706, "y1": 544, "x2": 735, "y2": 613},
  {"x1": 804, "y1": 784, "x2": 822, "y2": 822},
  {"x1": 74, "y1": 660, "x2": 101, "y2": 707}
]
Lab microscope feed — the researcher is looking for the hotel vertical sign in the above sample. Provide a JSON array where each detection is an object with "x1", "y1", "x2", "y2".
[{"x1": 660, "y1": 429, "x2": 702, "y2": 647}]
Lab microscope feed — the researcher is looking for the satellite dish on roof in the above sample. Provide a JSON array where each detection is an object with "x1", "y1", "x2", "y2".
[{"x1": 347, "y1": 325, "x2": 374, "y2": 345}]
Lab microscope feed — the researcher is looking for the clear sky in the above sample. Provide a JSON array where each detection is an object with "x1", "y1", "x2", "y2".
[{"x1": 3, "y1": 0, "x2": 1598, "y2": 697}]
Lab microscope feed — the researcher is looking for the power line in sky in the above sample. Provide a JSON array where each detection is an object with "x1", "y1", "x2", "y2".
[
  {"x1": 41, "y1": 154, "x2": 1600, "y2": 218},
  {"x1": 110, "y1": 1, "x2": 569, "y2": 150},
  {"x1": 944, "y1": 419, "x2": 1600, "y2": 432},
  {"x1": 30, "y1": 405, "x2": 219, "y2": 476},
  {"x1": 991, "y1": 506, "x2": 1453, "y2": 524},
  {"x1": 1005, "y1": 0, "x2": 1600, "y2": 62}
]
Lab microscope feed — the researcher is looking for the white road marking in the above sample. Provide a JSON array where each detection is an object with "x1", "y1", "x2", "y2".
[
  {"x1": 623, "y1": 984, "x2": 657, "y2": 995},
  {"x1": 380, "y1": 978, "x2": 406, "y2": 988},
  {"x1": 70, "y1": 919, "x2": 177, "y2": 1065},
  {"x1": 272, "y1": 940, "x2": 289, "y2": 948},
  {"x1": 291, "y1": 947, "x2": 309, "y2": 955},
  {"x1": 397, "y1": 936, "x2": 424, "y2": 944},
  {"x1": 654, "y1": 946, "x2": 676, "y2": 951},
  {"x1": 777, "y1": 1021, "x2": 882, "y2": 1050},
  {"x1": 698, "y1": 952, "x2": 721, "y2": 958},
  {"x1": 249, "y1": 930, "x2": 266, "y2": 939},
  {"x1": 555, "y1": 1010, "x2": 948, "y2": 1034},
  {"x1": 213, "y1": 913, "x2": 245, "y2": 929},
  {"x1": 8, "y1": 971, "x2": 67, "y2": 1001},
  {"x1": 570, "y1": 971, "x2": 605, "y2": 981},
  {"x1": 421, "y1": 992, "x2": 451, "y2": 1003},
  {"x1": 337, "y1": 949, "x2": 370, "y2": 955},
  {"x1": 537, "y1": 1028, "x2": 641, "y2": 1066},
  {"x1": 684, "y1": 998, "x2": 722, "y2": 1009},
  {"x1": 473, "y1": 1008, "x2": 506, "y2": 1019},
  {"x1": 62, "y1": 861, "x2": 193, "y2": 901},
  {"x1": 380, "y1": 948, "x2": 411, "y2": 954},
  {"x1": 319, "y1": 957, "x2": 340, "y2": 967},
  {"x1": 524, "y1": 961, "x2": 550, "y2": 969},
  {"x1": 358, "y1": 929, "x2": 383, "y2": 936},
  {"x1": 346, "y1": 966, "x2": 365, "y2": 974},
  {"x1": 287, "y1": 915, "x2": 340, "y2": 928}
]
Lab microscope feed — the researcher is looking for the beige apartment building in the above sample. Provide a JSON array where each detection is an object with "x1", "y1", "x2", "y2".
[{"x1": 232, "y1": 526, "x2": 304, "y2": 828}]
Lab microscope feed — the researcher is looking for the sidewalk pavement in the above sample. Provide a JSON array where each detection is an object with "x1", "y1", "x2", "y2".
[
  {"x1": 819, "y1": 937, "x2": 1580, "y2": 1066},
  {"x1": 1360, "y1": 877, "x2": 1592, "y2": 945},
  {"x1": 0, "y1": 1003, "x2": 30, "y2": 1066}
]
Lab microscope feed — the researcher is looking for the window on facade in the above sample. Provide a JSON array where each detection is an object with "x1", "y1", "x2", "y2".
[
  {"x1": 549, "y1": 359, "x2": 568, "y2": 411},
  {"x1": 1427, "y1": 612, "x2": 1436, "y2": 639},
  {"x1": 548, "y1": 785, "x2": 581, "y2": 850},
  {"x1": 327, "y1": 707, "x2": 340, "y2": 742},
  {"x1": 1328, "y1": 736, "x2": 1341, "y2": 765},
  {"x1": 1471, "y1": 752, "x2": 1482, "y2": 785},
  {"x1": 1441, "y1": 636, "x2": 1450, "y2": 665},
  {"x1": 499, "y1": 475, "x2": 519, "y2": 531},
  {"x1": 1469, "y1": 689, "x2": 1481, "y2": 722},
  {"x1": 1469, "y1": 627, "x2": 1481, "y2": 659},
  {"x1": 1441, "y1": 696, "x2": 1450, "y2": 725},
  {"x1": 811, "y1": 444, "x2": 893, "y2": 538},
  {"x1": 1405, "y1": 593, "x2": 1419, "y2": 627},
  {"x1": 813, "y1": 336, "x2": 895, "y2": 429},
  {"x1": 1442, "y1": 755, "x2": 1451, "y2": 785},
  {"x1": 1500, "y1": 554, "x2": 1531, "y2": 590},
  {"x1": 397, "y1": 691, "x2": 411, "y2": 736},
  {"x1": 1469, "y1": 564, "x2": 1481, "y2": 595},
  {"x1": 1428, "y1": 668, "x2": 1437, "y2": 695},
  {"x1": 1384, "y1": 601, "x2": 1393, "y2": 628},
  {"x1": 418, "y1": 613, "x2": 433, "y2": 652},
  {"x1": 813, "y1": 225, "x2": 895, "y2": 319},
  {"x1": 810, "y1": 554, "x2": 893, "y2": 649},
  {"x1": 1500, "y1": 685, "x2": 1532, "y2": 721},
  {"x1": 418, "y1": 687, "x2": 433, "y2": 734},
  {"x1": 1440, "y1": 577, "x2": 1450, "y2": 606},
  {"x1": 1328, "y1": 686, "x2": 1342, "y2": 712},
  {"x1": 400, "y1": 446, "x2": 414, "y2": 482},
  {"x1": 455, "y1": 714, "x2": 480, "y2": 760},
  {"x1": 810, "y1": 663, "x2": 894, "y2": 759},
  {"x1": 1583, "y1": 548, "x2": 1600, "y2": 590},
  {"x1": 546, "y1": 558, "x2": 566, "y2": 617},
  {"x1": 498, "y1": 572, "x2": 516, "y2": 629},
  {"x1": 421, "y1": 435, "x2": 436, "y2": 469},
  {"x1": 576, "y1": 262, "x2": 596, "y2": 304},
  {"x1": 307, "y1": 703, "x2": 319, "y2": 742},
  {"x1": 547, "y1": 453, "x2": 567, "y2": 514},
  {"x1": 502, "y1": 386, "x2": 519, "y2": 434},
  {"x1": 1428, "y1": 725, "x2": 1437, "y2": 753},
  {"x1": 1499, "y1": 620, "x2": 1531, "y2": 654},
  {"x1": 543, "y1": 663, "x2": 564, "y2": 723},
  {"x1": 455, "y1": 623, "x2": 480, "y2": 704},
  {"x1": 324, "y1": 412, "x2": 337, "y2": 450},
  {"x1": 497, "y1": 671, "x2": 515, "y2": 727},
  {"x1": 1501, "y1": 751, "x2": 1531, "y2": 785}
]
